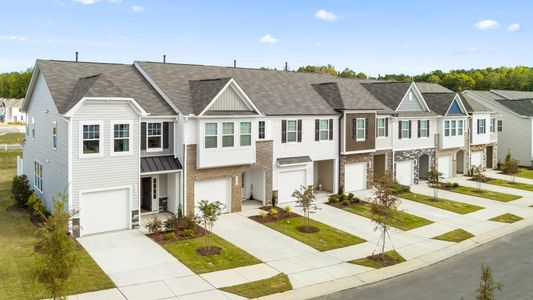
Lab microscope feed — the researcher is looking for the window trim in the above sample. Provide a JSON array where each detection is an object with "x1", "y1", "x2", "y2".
[
  {"x1": 400, "y1": 120, "x2": 410, "y2": 139},
  {"x1": 34, "y1": 160, "x2": 43, "y2": 193},
  {"x1": 318, "y1": 119, "x2": 330, "y2": 141},
  {"x1": 146, "y1": 122, "x2": 163, "y2": 152},
  {"x1": 355, "y1": 118, "x2": 366, "y2": 141},
  {"x1": 458, "y1": 120, "x2": 464, "y2": 136},
  {"x1": 79, "y1": 121, "x2": 104, "y2": 158},
  {"x1": 478, "y1": 118, "x2": 486, "y2": 134},
  {"x1": 286, "y1": 120, "x2": 298, "y2": 143},
  {"x1": 450, "y1": 120, "x2": 457, "y2": 136},
  {"x1": 110, "y1": 120, "x2": 133, "y2": 156},
  {"x1": 419, "y1": 120, "x2": 429, "y2": 138},
  {"x1": 52, "y1": 121, "x2": 57, "y2": 149},
  {"x1": 204, "y1": 122, "x2": 218, "y2": 149},
  {"x1": 444, "y1": 120, "x2": 450, "y2": 137},
  {"x1": 222, "y1": 122, "x2": 235, "y2": 148},
  {"x1": 376, "y1": 117, "x2": 387, "y2": 138},
  {"x1": 240, "y1": 122, "x2": 252, "y2": 147},
  {"x1": 490, "y1": 118, "x2": 496, "y2": 133}
]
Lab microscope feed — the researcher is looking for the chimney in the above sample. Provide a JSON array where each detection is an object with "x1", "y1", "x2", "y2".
[
  {"x1": 285, "y1": 62, "x2": 288, "y2": 71},
  {"x1": 233, "y1": 59, "x2": 236, "y2": 68},
  {"x1": 163, "y1": 55, "x2": 166, "y2": 63},
  {"x1": 75, "y1": 51, "x2": 78, "y2": 62}
]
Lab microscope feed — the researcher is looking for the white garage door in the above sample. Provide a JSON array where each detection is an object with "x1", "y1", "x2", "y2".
[
  {"x1": 80, "y1": 188, "x2": 130, "y2": 236},
  {"x1": 396, "y1": 160, "x2": 413, "y2": 186},
  {"x1": 471, "y1": 151, "x2": 483, "y2": 168},
  {"x1": 195, "y1": 178, "x2": 231, "y2": 213},
  {"x1": 278, "y1": 169, "x2": 306, "y2": 204},
  {"x1": 345, "y1": 162, "x2": 367, "y2": 192},
  {"x1": 438, "y1": 155, "x2": 452, "y2": 178}
]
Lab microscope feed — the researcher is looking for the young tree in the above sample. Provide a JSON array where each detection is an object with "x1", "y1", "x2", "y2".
[
  {"x1": 292, "y1": 186, "x2": 319, "y2": 231},
  {"x1": 427, "y1": 169, "x2": 443, "y2": 201},
  {"x1": 471, "y1": 166, "x2": 486, "y2": 192},
  {"x1": 33, "y1": 193, "x2": 78, "y2": 300},
  {"x1": 196, "y1": 200, "x2": 225, "y2": 254},
  {"x1": 502, "y1": 151, "x2": 519, "y2": 182},
  {"x1": 371, "y1": 170, "x2": 399, "y2": 260},
  {"x1": 476, "y1": 264, "x2": 503, "y2": 300}
]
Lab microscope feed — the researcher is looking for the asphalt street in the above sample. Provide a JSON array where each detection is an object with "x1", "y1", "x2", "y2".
[{"x1": 320, "y1": 225, "x2": 533, "y2": 300}]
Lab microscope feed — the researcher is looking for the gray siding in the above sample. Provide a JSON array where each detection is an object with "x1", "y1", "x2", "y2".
[
  {"x1": 23, "y1": 73, "x2": 69, "y2": 210},
  {"x1": 397, "y1": 89, "x2": 425, "y2": 111},
  {"x1": 175, "y1": 114, "x2": 185, "y2": 163},
  {"x1": 70, "y1": 101, "x2": 140, "y2": 213},
  {"x1": 209, "y1": 86, "x2": 250, "y2": 111}
]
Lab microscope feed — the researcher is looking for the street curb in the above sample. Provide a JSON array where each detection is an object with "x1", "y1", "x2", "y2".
[{"x1": 257, "y1": 217, "x2": 533, "y2": 300}]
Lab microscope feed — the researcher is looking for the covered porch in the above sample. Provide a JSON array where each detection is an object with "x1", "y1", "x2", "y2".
[{"x1": 140, "y1": 156, "x2": 183, "y2": 216}]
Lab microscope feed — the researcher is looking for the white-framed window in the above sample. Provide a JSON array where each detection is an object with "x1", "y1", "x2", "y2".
[
  {"x1": 52, "y1": 121, "x2": 57, "y2": 149},
  {"x1": 490, "y1": 118, "x2": 495, "y2": 133},
  {"x1": 111, "y1": 121, "x2": 131, "y2": 154},
  {"x1": 444, "y1": 120, "x2": 450, "y2": 137},
  {"x1": 204, "y1": 123, "x2": 218, "y2": 149},
  {"x1": 356, "y1": 118, "x2": 366, "y2": 141},
  {"x1": 81, "y1": 122, "x2": 102, "y2": 156},
  {"x1": 419, "y1": 120, "x2": 429, "y2": 138},
  {"x1": 31, "y1": 117, "x2": 35, "y2": 139},
  {"x1": 497, "y1": 120, "x2": 503, "y2": 132},
  {"x1": 147, "y1": 122, "x2": 162, "y2": 151},
  {"x1": 258, "y1": 121, "x2": 265, "y2": 140},
  {"x1": 152, "y1": 177, "x2": 158, "y2": 201},
  {"x1": 478, "y1": 119, "x2": 486, "y2": 134},
  {"x1": 377, "y1": 118, "x2": 386, "y2": 137},
  {"x1": 400, "y1": 120, "x2": 410, "y2": 139},
  {"x1": 286, "y1": 120, "x2": 297, "y2": 142},
  {"x1": 222, "y1": 122, "x2": 234, "y2": 147},
  {"x1": 319, "y1": 119, "x2": 329, "y2": 140},
  {"x1": 458, "y1": 120, "x2": 464, "y2": 136},
  {"x1": 240, "y1": 122, "x2": 252, "y2": 146},
  {"x1": 451, "y1": 120, "x2": 457, "y2": 136},
  {"x1": 34, "y1": 161, "x2": 43, "y2": 192}
]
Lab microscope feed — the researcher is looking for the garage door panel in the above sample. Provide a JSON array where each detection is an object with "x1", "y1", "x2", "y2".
[
  {"x1": 80, "y1": 188, "x2": 130, "y2": 236},
  {"x1": 438, "y1": 155, "x2": 452, "y2": 178},
  {"x1": 194, "y1": 178, "x2": 231, "y2": 213},
  {"x1": 471, "y1": 151, "x2": 483, "y2": 168},
  {"x1": 278, "y1": 170, "x2": 306, "y2": 204},
  {"x1": 345, "y1": 162, "x2": 367, "y2": 192},
  {"x1": 396, "y1": 160, "x2": 413, "y2": 186}
]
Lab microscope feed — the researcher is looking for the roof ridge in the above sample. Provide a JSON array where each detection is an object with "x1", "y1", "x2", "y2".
[{"x1": 37, "y1": 59, "x2": 132, "y2": 66}]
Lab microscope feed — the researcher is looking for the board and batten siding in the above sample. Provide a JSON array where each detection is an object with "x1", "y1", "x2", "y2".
[
  {"x1": 209, "y1": 86, "x2": 251, "y2": 111},
  {"x1": 22, "y1": 72, "x2": 68, "y2": 210},
  {"x1": 397, "y1": 90, "x2": 425, "y2": 111},
  {"x1": 70, "y1": 101, "x2": 140, "y2": 214}
]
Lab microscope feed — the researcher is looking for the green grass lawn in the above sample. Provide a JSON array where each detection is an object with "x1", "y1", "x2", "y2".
[
  {"x1": 486, "y1": 179, "x2": 533, "y2": 192},
  {"x1": 0, "y1": 150, "x2": 20, "y2": 169},
  {"x1": 432, "y1": 229, "x2": 475, "y2": 243},
  {"x1": 220, "y1": 273, "x2": 292, "y2": 298},
  {"x1": 343, "y1": 203, "x2": 433, "y2": 231},
  {"x1": 350, "y1": 250, "x2": 406, "y2": 269},
  {"x1": 489, "y1": 213, "x2": 523, "y2": 224},
  {"x1": 399, "y1": 192, "x2": 483, "y2": 214},
  {"x1": 262, "y1": 216, "x2": 366, "y2": 251},
  {"x1": 163, "y1": 233, "x2": 261, "y2": 274},
  {"x1": 0, "y1": 132, "x2": 25, "y2": 144},
  {"x1": 511, "y1": 168, "x2": 533, "y2": 180},
  {"x1": 449, "y1": 186, "x2": 521, "y2": 202},
  {"x1": 0, "y1": 151, "x2": 115, "y2": 299}
]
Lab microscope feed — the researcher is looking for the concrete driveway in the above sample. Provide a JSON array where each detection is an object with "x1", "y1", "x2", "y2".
[{"x1": 78, "y1": 230, "x2": 194, "y2": 287}]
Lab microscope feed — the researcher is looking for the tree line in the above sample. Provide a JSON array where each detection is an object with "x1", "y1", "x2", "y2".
[{"x1": 0, "y1": 69, "x2": 33, "y2": 98}]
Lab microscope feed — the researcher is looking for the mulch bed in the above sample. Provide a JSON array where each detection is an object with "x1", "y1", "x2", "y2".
[
  {"x1": 196, "y1": 246, "x2": 222, "y2": 256},
  {"x1": 366, "y1": 253, "x2": 402, "y2": 267},
  {"x1": 6, "y1": 204, "x2": 47, "y2": 227},
  {"x1": 147, "y1": 224, "x2": 207, "y2": 245},
  {"x1": 30, "y1": 215, "x2": 46, "y2": 227},
  {"x1": 326, "y1": 199, "x2": 365, "y2": 209},
  {"x1": 249, "y1": 206, "x2": 297, "y2": 223}
]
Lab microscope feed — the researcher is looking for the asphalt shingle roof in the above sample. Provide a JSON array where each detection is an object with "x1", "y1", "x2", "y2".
[
  {"x1": 189, "y1": 77, "x2": 232, "y2": 114},
  {"x1": 491, "y1": 90, "x2": 533, "y2": 100},
  {"x1": 415, "y1": 82, "x2": 453, "y2": 93},
  {"x1": 495, "y1": 99, "x2": 533, "y2": 116},
  {"x1": 421, "y1": 92, "x2": 458, "y2": 116},
  {"x1": 360, "y1": 81, "x2": 413, "y2": 111},
  {"x1": 460, "y1": 92, "x2": 497, "y2": 113}
]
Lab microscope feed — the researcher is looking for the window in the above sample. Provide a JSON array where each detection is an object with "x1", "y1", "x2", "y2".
[
  {"x1": 152, "y1": 177, "x2": 157, "y2": 200},
  {"x1": 319, "y1": 119, "x2": 329, "y2": 140},
  {"x1": 377, "y1": 118, "x2": 387, "y2": 137},
  {"x1": 490, "y1": 118, "x2": 495, "y2": 133},
  {"x1": 82, "y1": 124, "x2": 100, "y2": 154},
  {"x1": 204, "y1": 123, "x2": 217, "y2": 148},
  {"x1": 240, "y1": 122, "x2": 252, "y2": 146},
  {"x1": 258, "y1": 121, "x2": 265, "y2": 139},
  {"x1": 31, "y1": 117, "x2": 35, "y2": 139},
  {"x1": 458, "y1": 120, "x2": 464, "y2": 136},
  {"x1": 444, "y1": 120, "x2": 450, "y2": 136},
  {"x1": 497, "y1": 120, "x2": 503, "y2": 132},
  {"x1": 147, "y1": 122, "x2": 162, "y2": 150},
  {"x1": 478, "y1": 119, "x2": 486, "y2": 134},
  {"x1": 419, "y1": 120, "x2": 429, "y2": 138},
  {"x1": 222, "y1": 122, "x2": 234, "y2": 147},
  {"x1": 286, "y1": 120, "x2": 297, "y2": 142},
  {"x1": 451, "y1": 120, "x2": 457, "y2": 136},
  {"x1": 113, "y1": 123, "x2": 130, "y2": 153},
  {"x1": 400, "y1": 120, "x2": 410, "y2": 139},
  {"x1": 356, "y1": 118, "x2": 366, "y2": 141},
  {"x1": 52, "y1": 121, "x2": 57, "y2": 149},
  {"x1": 34, "y1": 161, "x2": 43, "y2": 192}
]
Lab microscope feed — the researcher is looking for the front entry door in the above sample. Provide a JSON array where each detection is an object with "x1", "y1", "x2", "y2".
[{"x1": 141, "y1": 177, "x2": 152, "y2": 212}]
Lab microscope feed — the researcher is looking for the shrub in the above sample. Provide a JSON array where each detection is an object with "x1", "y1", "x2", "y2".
[
  {"x1": 342, "y1": 198, "x2": 350, "y2": 206},
  {"x1": 452, "y1": 182, "x2": 459, "y2": 188},
  {"x1": 164, "y1": 232, "x2": 176, "y2": 240},
  {"x1": 258, "y1": 212, "x2": 267, "y2": 218},
  {"x1": 182, "y1": 215, "x2": 197, "y2": 230},
  {"x1": 328, "y1": 194, "x2": 340, "y2": 203},
  {"x1": 338, "y1": 185, "x2": 344, "y2": 196},
  {"x1": 163, "y1": 214, "x2": 179, "y2": 232},
  {"x1": 269, "y1": 208, "x2": 279, "y2": 219},
  {"x1": 348, "y1": 193, "x2": 355, "y2": 201},
  {"x1": 271, "y1": 192, "x2": 278, "y2": 208},
  {"x1": 284, "y1": 205, "x2": 292, "y2": 216},
  {"x1": 28, "y1": 194, "x2": 47, "y2": 218},
  {"x1": 392, "y1": 182, "x2": 410, "y2": 194},
  {"x1": 177, "y1": 207, "x2": 183, "y2": 221},
  {"x1": 340, "y1": 193, "x2": 348, "y2": 202},
  {"x1": 11, "y1": 175, "x2": 32, "y2": 207},
  {"x1": 146, "y1": 216, "x2": 163, "y2": 233},
  {"x1": 182, "y1": 228, "x2": 194, "y2": 237}
]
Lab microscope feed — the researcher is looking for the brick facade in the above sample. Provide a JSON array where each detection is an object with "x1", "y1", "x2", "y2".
[{"x1": 185, "y1": 141, "x2": 273, "y2": 215}]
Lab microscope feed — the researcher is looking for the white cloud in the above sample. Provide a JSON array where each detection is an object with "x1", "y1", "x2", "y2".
[
  {"x1": 72, "y1": 0, "x2": 100, "y2": 4},
  {"x1": 315, "y1": 9, "x2": 338, "y2": 21},
  {"x1": 507, "y1": 23, "x2": 521, "y2": 32},
  {"x1": 0, "y1": 35, "x2": 27, "y2": 41},
  {"x1": 259, "y1": 34, "x2": 279, "y2": 44},
  {"x1": 131, "y1": 5, "x2": 144, "y2": 12},
  {"x1": 474, "y1": 19, "x2": 500, "y2": 30}
]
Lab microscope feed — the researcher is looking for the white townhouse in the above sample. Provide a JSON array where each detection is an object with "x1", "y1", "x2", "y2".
[{"x1": 1, "y1": 98, "x2": 25, "y2": 123}]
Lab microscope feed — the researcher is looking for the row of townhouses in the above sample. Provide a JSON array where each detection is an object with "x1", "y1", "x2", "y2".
[{"x1": 20, "y1": 60, "x2": 498, "y2": 237}]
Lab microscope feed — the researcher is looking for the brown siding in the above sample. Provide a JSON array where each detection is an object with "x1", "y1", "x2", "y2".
[{"x1": 345, "y1": 113, "x2": 376, "y2": 152}]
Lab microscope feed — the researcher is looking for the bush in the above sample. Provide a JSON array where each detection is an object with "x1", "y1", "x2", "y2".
[
  {"x1": 11, "y1": 175, "x2": 32, "y2": 207},
  {"x1": 146, "y1": 216, "x2": 163, "y2": 233},
  {"x1": 164, "y1": 232, "x2": 176, "y2": 240},
  {"x1": 392, "y1": 182, "x2": 410, "y2": 194},
  {"x1": 328, "y1": 194, "x2": 340, "y2": 203},
  {"x1": 342, "y1": 198, "x2": 350, "y2": 206},
  {"x1": 182, "y1": 215, "x2": 197, "y2": 230},
  {"x1": 271, "y1": 192, "x2": 278, "y2": 208},
  {"x1": 269, "y1": 208, "x2": 279, "y2": 219},
  {"x1": 163, "y1": 214, "x2": 179, "y2": 232},
  {"x1": 340, "y1": 193, "x2": 348, "y2": 202},
  {"x1": 182, "y1": 228, "x2": 194, "y2": 237},
  {"x1": 259, "y1": 212, "x2": 267, "y2": 218},
  {"x1": 28, "y1": 194, "x2": 47, "y2": 217},
  {"x1": 284, "y1": 205, "x2": 292, "y2": 216},
  {"x1": 348, "y1": 193, "x2": 355, "y2": 201},
  {"x1": 452, "y1": 182, "x2": 459, "y2": 188}
]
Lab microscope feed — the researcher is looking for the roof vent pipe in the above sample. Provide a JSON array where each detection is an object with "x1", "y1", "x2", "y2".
[
  {"x1": 233, "y1": 59, "x2": 236, "y2": 68},
  {"x1": 75, "y1": 51, "x2": 78, "y2": 62},
  {"x1": 163, "y1": 54, "x2": 166, "y2": 63}
]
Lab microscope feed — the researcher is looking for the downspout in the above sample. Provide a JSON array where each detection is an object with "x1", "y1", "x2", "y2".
[
  {"x1": 337, "y1": 111, "x2": 344, "y2": 194},
  {"x1": 391, "y1": 114, "x2": 396, "y2": 179}
]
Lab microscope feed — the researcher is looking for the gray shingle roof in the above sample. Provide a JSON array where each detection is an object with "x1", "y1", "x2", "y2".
[
  {"x1": 460, "y1": 92, "x2": 496, "y2": 113},
  {"x1": 422, "y1": 92, "x2": 459, "y2": 116},
  {"x1": 491, "y1": 90, "x2": 533, "y2": 100},
  {"x1": 141, "y1": 155, "x2": 182, "y2": 173},
  {"x1": 135, "y1": 61, "x2": 339, "y2": 115},
  {"x1": 1, "y1": 98, "x2": 24, "y2": 108},
  {"x1": 495, "y1": 99, "x2": 533, "y2": 116},
  {"x1": 415, "y1": 82, "x2": 453, "y2": 93},
  {"x1": 189, "y1": 77, "x2": 232, "y2": 114},
  {"x1": 360, "y1": 81, "x2": 413, "y2": 111},
  {"x1": 35, "y1": 60, "x2": 175, "y2": 115}
]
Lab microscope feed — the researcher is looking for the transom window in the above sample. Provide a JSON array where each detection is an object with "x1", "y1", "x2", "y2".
[
  {"x1": 204, "y1": 123, "x2": 217, "y2": 149},
  {"x1": 34, "y1": 161, "x2": 43, "y2": 192},
  {"x1": 356, "y1": 118, "x2": 366, "y2": 141},
  {"x1": 52, "y1": 121, "x2": 57, "y2": 149},
  {"x1": 419, "y1": 120, "x2": 429, "y2": 138},
  {"x1": 240, "y1": 122, "x2": 252, "y2": 146},
  {"x1": 113, "y1": 123, "x2": 130, "y2": 153},
  {"x1": 222, "y1": 122, "x2": 234, "y2": 147},
  {"x1": 147, "y1": 122, "x2": 162, "y2": 150},
  {"x1": 377, "y1": 118, "x2": 386, "y2": 137},
  {"x1": 319, "y1": 119, "x2": 329, "y2": 140},
  {"x1": 286, "y1": 120, "x2": 297, "y2": 142},
  {"x1": 400, "y1": 120, "x2": 410, "y2": 139},
  {"x1": 258, "y1": 121, "x2": 265, "y2": 139},
  {"x1": 82, "y1": 124, "x2": 100, "y2": 154}
]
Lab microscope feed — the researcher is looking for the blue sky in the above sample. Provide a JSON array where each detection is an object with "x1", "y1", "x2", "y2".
[{"x1": 0, "y1": 0, "x2": 531, "y2": 75}]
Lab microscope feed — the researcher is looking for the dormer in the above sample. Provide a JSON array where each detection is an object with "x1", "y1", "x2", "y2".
[
  {"x1": 397, "y1": 83, "x2": 431, "y2": 112},
  {"x1": 445, "y1": 94, "x2": 468, "y2": 116}
]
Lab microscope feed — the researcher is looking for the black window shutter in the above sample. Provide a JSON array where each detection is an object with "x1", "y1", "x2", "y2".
[
  {"x1": 427, "y1": 120, "x2": 430, "y2": 137},
  {"x1": 297, "y1": 120, "x2": 302, "y2": 142},
  {"x1": 408, "y1": 120, "x2": 412, "y2": 138},
  {"x1": 329, "y1": 119, "x2": 333, "y2": 140},
  {"x1": 353, "y1": 119, "x2": 357, "y2": 140},
  {"x1": 365, "y1": 118, "x2": 368, "y2": 140},
  {"x1": 141, "y1": 122, "x2": 146, "y2": 150},
  {"x1": 281, "y1": 120, "x2": 287, "y2": 143},
  {"x1": 477, "y1": 119, "x2": 480, "y2": 134},
  {"x1": 417, "y1": 120, "x2": 421, "y2": 138},
  {"x1": 398, "y1": 121, "x2": 402, "y2": 139},
  {"x1": 385, "y1": 118, "x2": 389, "y2": 137},
  {"x1": 163, "y1": 122, "x2": 170, "y2": 149},
  {"x1": 315, "y1": 119, "x2": 319, "y2": 141}
]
